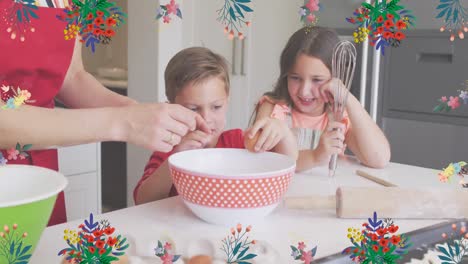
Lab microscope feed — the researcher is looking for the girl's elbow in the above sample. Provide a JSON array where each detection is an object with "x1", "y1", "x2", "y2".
[
  {"x1": 369, "y1": 159, "x2": 389, "y2": 169},
  {"x1": 365, "y1": 150, "x2": 391, "y2": 169}
]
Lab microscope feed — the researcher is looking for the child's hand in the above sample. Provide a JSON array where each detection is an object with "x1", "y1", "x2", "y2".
[
  {"x1": 314, "y1": 121, "x2": 346, "y2": 165},
  {"x1": 245, "y1": 117, "x2": 289, "y2": 152},
  {"x1": 173, "y1": 130, "x2": 213, "y2": 153},
  {"x1": 319, "y1": 78, "x2": 347, "y2": 104}
]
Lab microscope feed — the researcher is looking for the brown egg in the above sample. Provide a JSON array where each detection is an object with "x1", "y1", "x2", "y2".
[
  {"x1": 187, "y1": 255, "x2": 213, "y2": 264},
  {"x1": 244, "y1": 131, "x2": 260, "y2": 152}
]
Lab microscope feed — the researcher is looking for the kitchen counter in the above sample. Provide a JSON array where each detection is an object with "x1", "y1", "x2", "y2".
[{"x1": 31, "y1": 157, "x2": 459, "y2": 263}]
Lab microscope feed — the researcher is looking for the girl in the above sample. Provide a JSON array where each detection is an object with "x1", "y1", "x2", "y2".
[
  {"x1": 249, "y1": 26, "x2": 390, "y2": 172},
  {"x1": 134, "y1": 47, "x2": 298, "y2": 204}
]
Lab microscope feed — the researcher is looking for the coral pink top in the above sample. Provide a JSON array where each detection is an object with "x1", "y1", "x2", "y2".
[{"x1": 259, "y1": 96, "x2": 351, "y2": 150}]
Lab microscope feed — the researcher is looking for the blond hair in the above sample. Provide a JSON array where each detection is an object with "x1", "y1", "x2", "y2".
[{"x1": 165, "y1": 47, "x2": 230, "y2": 102}]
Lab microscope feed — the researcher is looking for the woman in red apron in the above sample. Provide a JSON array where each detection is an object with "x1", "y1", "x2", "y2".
[
  {"x1": 0, "y1": 0, "x2": 209, "y2": 226},
  {"x1": 0, "y1": 0, "x2": 75, "y2": 226}
]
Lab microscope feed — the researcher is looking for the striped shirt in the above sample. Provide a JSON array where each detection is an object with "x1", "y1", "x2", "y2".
[{"x1": 34, "y1": 0, "x2": 71, "y2": 8}]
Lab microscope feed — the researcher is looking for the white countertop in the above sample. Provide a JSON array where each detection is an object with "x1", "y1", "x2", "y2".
[{"x1": 31, "y1": 157, "x2": 459, "y2": 263}]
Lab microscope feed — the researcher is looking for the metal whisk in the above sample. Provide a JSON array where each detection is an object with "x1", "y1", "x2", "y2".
[{"x1": 328, "y1": 40, "x2": 357, "y2": 178}]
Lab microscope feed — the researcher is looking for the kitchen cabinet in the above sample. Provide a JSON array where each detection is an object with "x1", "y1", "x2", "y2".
[
  {"x1": 57, "y1": 143, "x2": 101, "y2": 221},
  {"x1": 381, "y1": 30, "x2": 468, "y2": 169}
]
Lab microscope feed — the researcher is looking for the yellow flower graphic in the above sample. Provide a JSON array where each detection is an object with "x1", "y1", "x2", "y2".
[{"x1": 64, "y1": 24, "x2": 80, "y2": 40}]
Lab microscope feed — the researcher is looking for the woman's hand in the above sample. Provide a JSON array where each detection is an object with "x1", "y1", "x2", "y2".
[
  {"x1": 314, "y1": 121, "x2": 346, "y2": 165},
  {"x1": 245, "y1": 117, "x2": 290, "y2": 152},
  {"x1": 117, "y1": 103, "x2": 210, "y2": 152},
  {"x1": 173, "y1": 130, "x2": 214, "y2": 153}
]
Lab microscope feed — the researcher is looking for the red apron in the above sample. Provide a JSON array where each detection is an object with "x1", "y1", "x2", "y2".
[{"x1": 0, "y1": 1, "x2": 75, "y2": 226}]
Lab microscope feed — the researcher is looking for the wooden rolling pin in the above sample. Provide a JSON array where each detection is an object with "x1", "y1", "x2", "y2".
[
  {"x1": 355, "y1": 169, "x2": 398, "y2": 187},
  {"x1": 284, "y1": 186, "x2": 468, "y2": 219}
]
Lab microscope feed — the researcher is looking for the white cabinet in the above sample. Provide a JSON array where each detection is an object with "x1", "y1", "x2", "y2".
[{"x1": 57, "y1": 143, "x2": 101, "y2": 221}]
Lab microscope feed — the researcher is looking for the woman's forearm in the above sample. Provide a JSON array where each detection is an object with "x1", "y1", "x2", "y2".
[
  {"x1": 58, "y1": 69, "x2": 136, "y2": 109},
  {"x1": 58, "y1": 37, "x2": 136, "y2": 109},
  {"x1": 0, "y1": 106, "x2": 124, "y2": 149},
  {"x1": 134, "y1": 160, "x2": 173, "y2": 205}
]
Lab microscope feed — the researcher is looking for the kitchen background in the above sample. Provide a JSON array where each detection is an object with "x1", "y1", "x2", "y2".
[{"x1": 57, "y1": 0, "x2": 468, "y2": 221}]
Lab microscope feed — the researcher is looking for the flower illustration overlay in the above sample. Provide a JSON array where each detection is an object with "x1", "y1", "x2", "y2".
[
  {"x1": 299, "y1": 0, "x2": 321, "y2": 27},
  {"x1": 1, "y1": 85, "x2": 34, "y2": 110},
  {"x1": 436, "y1": 0, "x2": 468, "y2": 41},
  {"x1": 434, "y1": 80, "x2": 468, "y2": 112},
  {"x1": 217, "y1": 0, "x2": 253, "y2": 40},
  {"x1": 437, "y1": 223, "x2": 468, "y2": 263},
  {"x1": 156, "y1": 0, "x2": 182, "y2": 24},
  {"x1": 154, "y1": 240, "x2": 181, "y2": 264},
  {"x1": 221, "y1": 224, "x2": 257, "y2": 264},
  {"x1": 290, "y1": 241, "x2": 317, "y2": 264},
  {"x1": 1, "y1": 0, "x2": 39, "y2": 42},
  {"x1": 58, "y1": 213, "x2": 129, "y2": 263},
  {"x1": 346, "y1": 0, "x2": 415, "y2": 55},
  {"x1": 0, "y1": 224, "x2": 32, "y2": 264},
  {"x1": 342, "y1": 211, "x2": 411, "y2": 263},
  {"x1": 438, "y1": 161, "x2": 468, "y2": 188},
  {"x1": 57, "y1": 0, "x2": 126, "y2": 53}
]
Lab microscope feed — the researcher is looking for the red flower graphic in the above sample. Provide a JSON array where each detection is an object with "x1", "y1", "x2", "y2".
[
  {"x1": 93, "y1": 230, "x2": 103, "y2": 238},
  {"x1": 384, "y1": 19, "x2": 394, "y2": 29},
  {"x1": 94, "y1": 17, "x2": 104, "y2": 26},
  {"x1": 388, "y1": 225, "x2": 399, "y2": 233},
  {"x1": 394, "y1": 31, "x2": 406, "y2": 41},
  {"x1": 383, "y1": 31, "x2": 394, "y2": 39},
  {"x1": 377, "y1": 228, "x2": 387, "y2": 236},
  {"x1": 105, "y1": 29, "x2": 115, "y2": 37},
  {"x1": 106, "y1": 17, "x2": 117, "y2": 27},
  {"x1": 376, "y1": 26, "x2": 384, "y2": 34},
  {"x1": 93, "y1": 29, "x2": 103, "y2": 35},
  {"x1": 379, "y1": 238, "x2": 389, "y2": 247},
  {"x1": 96, "y1": 240, "x2": 105, "y2": 249},
  {"x1": 104, "y1": 227, "x2": 115, "y2": 235},
  {"x1": 396, "y1": 20, "x2": 406, "y2": 30},
  {"x1": 107, "y1": 237, "x2": 118, "y2": 247},
  {"x1": 391, "y1": 235, "x2": 401, "y2": 244}
]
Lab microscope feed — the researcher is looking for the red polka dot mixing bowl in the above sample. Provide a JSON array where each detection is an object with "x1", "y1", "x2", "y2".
[{"x1": 168, "y1": 149, "x2": 296, "y2": 225}]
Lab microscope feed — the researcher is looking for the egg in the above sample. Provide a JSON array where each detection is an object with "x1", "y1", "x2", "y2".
[
  {"x1": 244, "y1": 131, "x2": 260, "y2": 152},
  {"x1": 187, "y1": 255, "x2": 213, "y2": 264}
]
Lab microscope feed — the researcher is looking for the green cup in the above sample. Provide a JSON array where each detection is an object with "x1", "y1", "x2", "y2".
[{"x1": 0, "y1": 165, "x2": 67, "y2": 263}]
